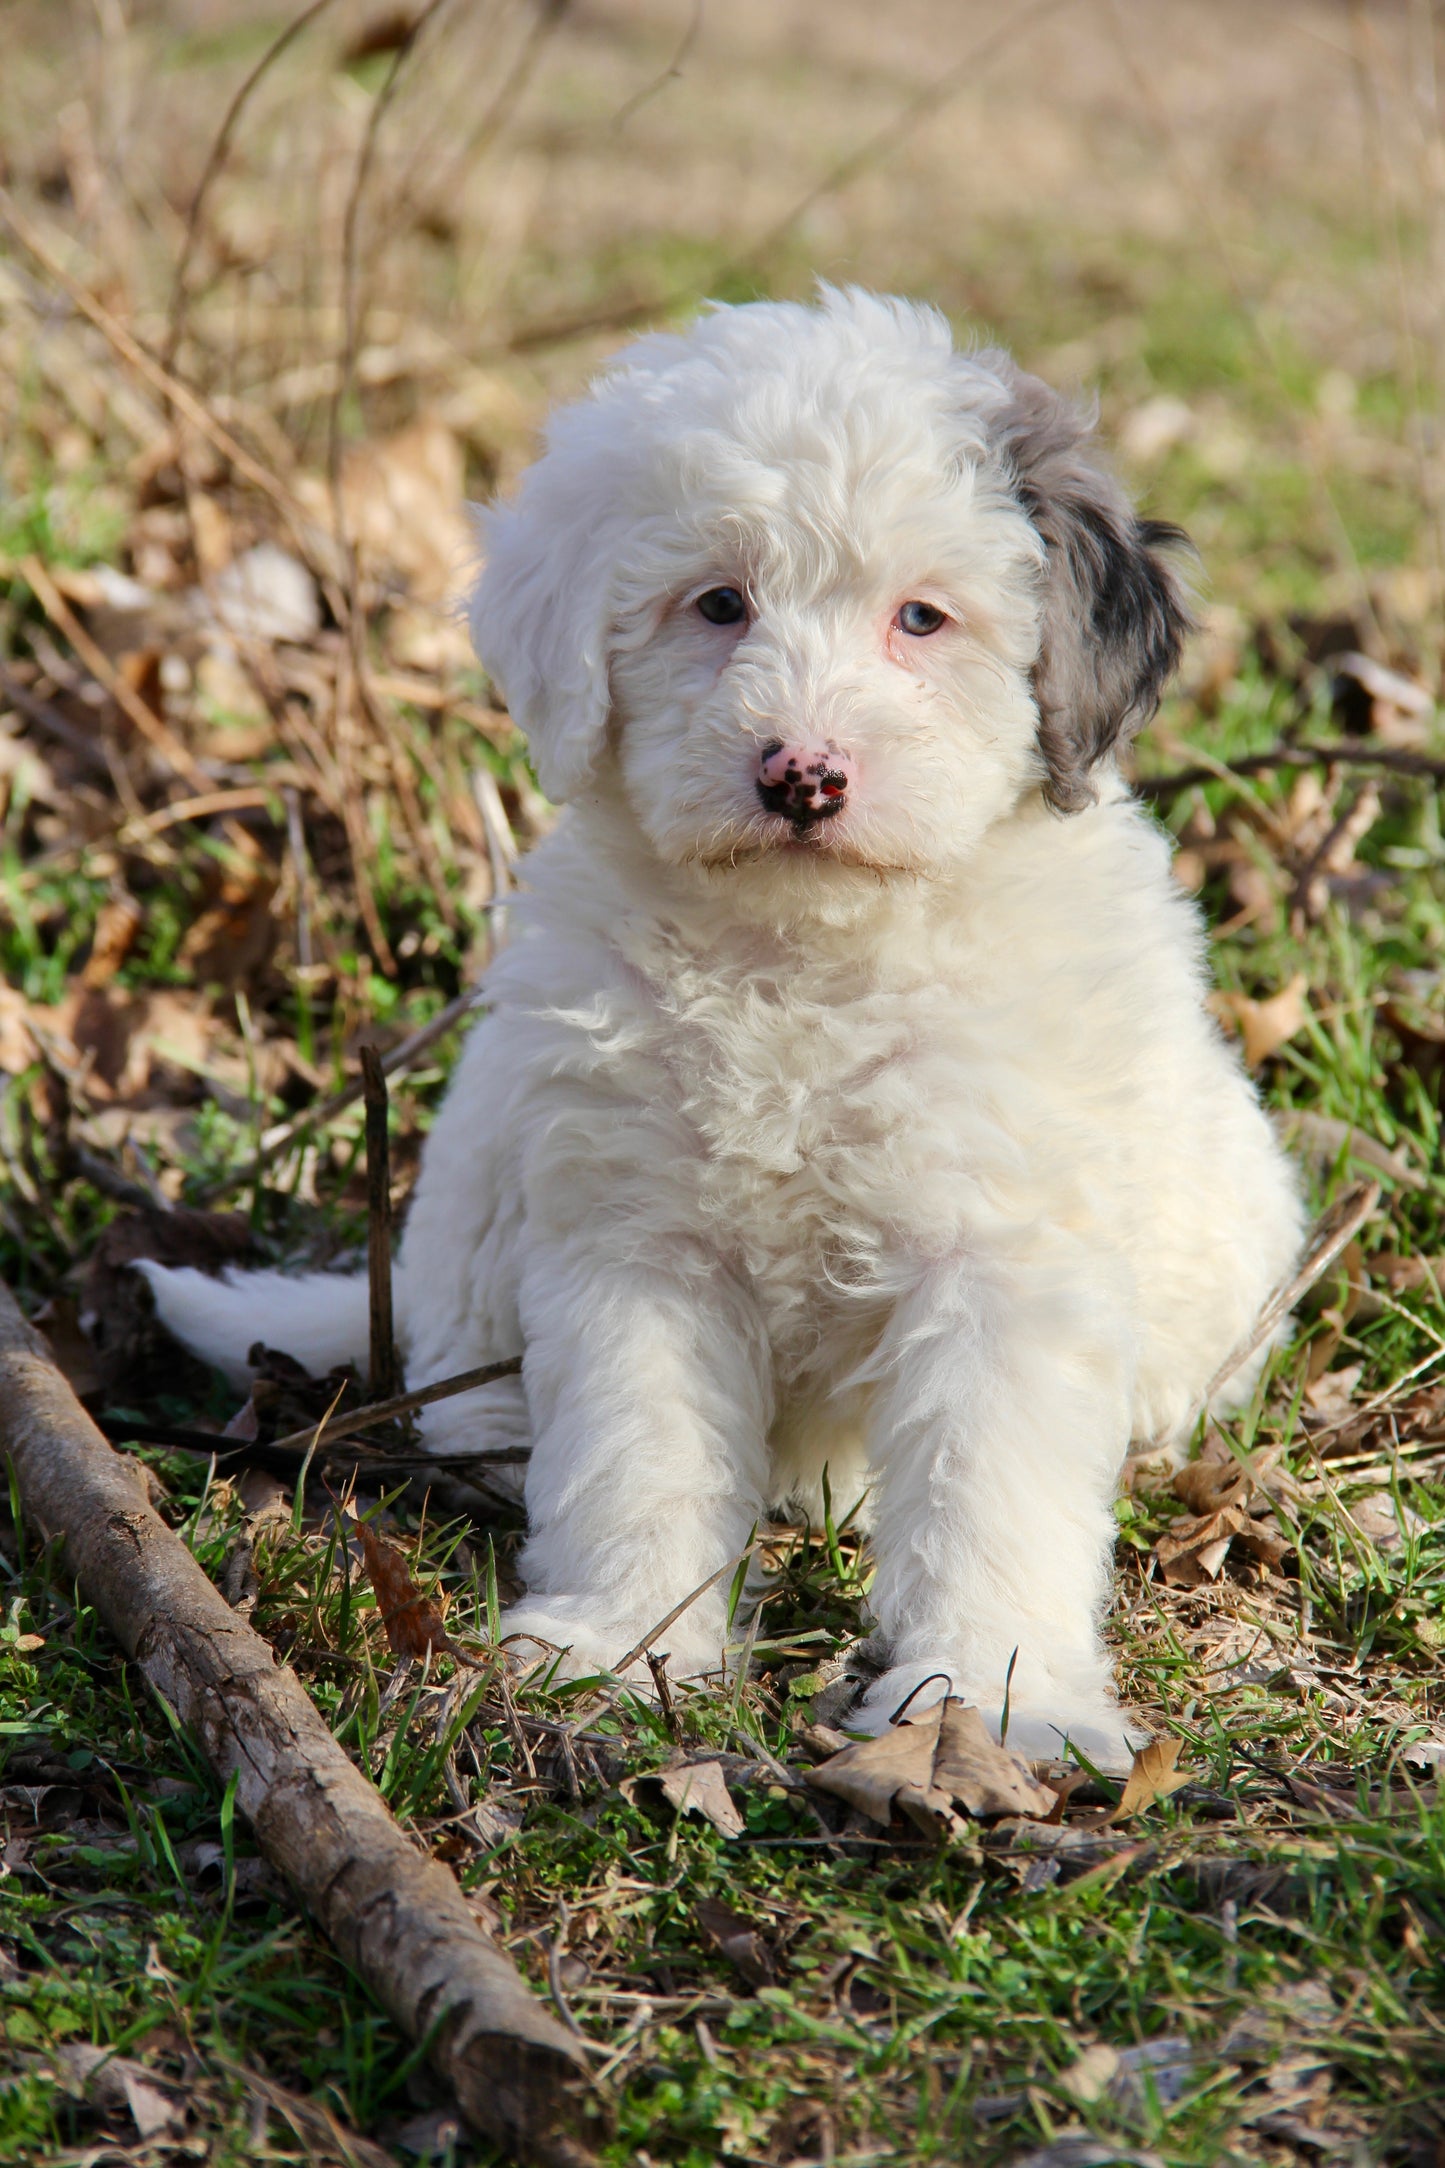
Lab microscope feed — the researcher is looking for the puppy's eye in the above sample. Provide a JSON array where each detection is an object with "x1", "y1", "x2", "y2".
[
  {"x1": 896, "y1": 600, "x2": 947, "y2": 637},
  {"x1": 696, "y1": 586, "x2": 747, "y2": 626}
]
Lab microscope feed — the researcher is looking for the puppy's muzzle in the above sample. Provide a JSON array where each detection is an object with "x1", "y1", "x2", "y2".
[{"x1": 755, "y1": 740, "x2": 854, "y2": 828}]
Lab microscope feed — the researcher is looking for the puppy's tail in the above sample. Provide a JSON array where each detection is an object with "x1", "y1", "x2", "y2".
[{"x1": 138, "y1": 1262, "x2": 370, "y2": 1388}]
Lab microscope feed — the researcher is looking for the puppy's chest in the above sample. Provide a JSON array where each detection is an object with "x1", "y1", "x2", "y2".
[{"x1": 658, "y1": 972, "x2": 946, "y2": 1259}]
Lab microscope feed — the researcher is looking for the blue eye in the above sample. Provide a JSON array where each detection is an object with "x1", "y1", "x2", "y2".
[
  {"x1": 897, "y1": 600, "x2": 946, "y2": 636},
  {"x1": 696, "y1": 586, "x2": 746, "y2": 625}
]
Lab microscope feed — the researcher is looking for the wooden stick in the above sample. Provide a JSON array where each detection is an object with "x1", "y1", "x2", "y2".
[
  {"x1": 0, "y1": 1281, "x2": 599, "y2": 2165},
  {"x1": 359, "y1": 1047, "x2": 397, "y2": 1400}
]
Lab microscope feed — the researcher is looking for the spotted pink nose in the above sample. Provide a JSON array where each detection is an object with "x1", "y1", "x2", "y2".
[{"x1": 756, "y1": 740, "x2": 854, "y2": 828}]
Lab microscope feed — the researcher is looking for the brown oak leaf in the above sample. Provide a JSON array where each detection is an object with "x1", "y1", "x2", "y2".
[
  {"x1": 806, "y1": 1698, "x2": 1055, "y2": 1830},
  {"x1": 350, "y1": 1515, "x2": 452, "y2": 1660}
]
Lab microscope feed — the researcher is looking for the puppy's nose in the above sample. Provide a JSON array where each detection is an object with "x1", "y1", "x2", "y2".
[{"x1": 756, "y1": 741, "x2": 854, "y2": 827}]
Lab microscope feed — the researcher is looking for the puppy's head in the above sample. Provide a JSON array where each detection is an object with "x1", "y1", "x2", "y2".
[{"x1": 473, "y1": 288, "x2": 1189, "y2": 884}]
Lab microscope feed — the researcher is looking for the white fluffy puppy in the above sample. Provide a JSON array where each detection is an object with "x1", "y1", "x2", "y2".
[{"x1": 147, "y1": 289, "x2": 1303, "y2": 1766}]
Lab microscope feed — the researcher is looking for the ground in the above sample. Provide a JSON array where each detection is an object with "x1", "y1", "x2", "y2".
[{"x1": 1, "y1": 3, "x2": 1444, "y2": 2164}]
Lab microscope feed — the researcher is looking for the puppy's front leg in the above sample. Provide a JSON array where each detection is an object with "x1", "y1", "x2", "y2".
[
  {"x1": 502, "y1": 1238, "x2": 772, "y2": 1684},
  {"x1": 858, "y1": 1251, "x2": 1143, "y2": 1769}
]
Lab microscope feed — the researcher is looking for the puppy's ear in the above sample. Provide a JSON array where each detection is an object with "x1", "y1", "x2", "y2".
[
  {"x1": 992, "y1": 362, "x2": 1193, "y2": 813},
  {"x1": 470, "y1": 455, "x2": 616, "y2": 804}
]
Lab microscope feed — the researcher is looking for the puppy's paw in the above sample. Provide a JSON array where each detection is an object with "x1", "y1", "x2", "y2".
[
  {"x1": 993, "y1": 1703, "x2": 1148, "y2": 1777},
  {"x1": 498, "y1": 1607, "x2": 622, "y2": 1683},
  {"x1": 851, "y1": 1662, "x2": 1146, "y2": 1775},
  {"x1": 850, "y1": 1661, "x2": 962, "y2": 1736},
  {"x1": 498, "y1": 1605, "x2": 724, "y2": 1689}
]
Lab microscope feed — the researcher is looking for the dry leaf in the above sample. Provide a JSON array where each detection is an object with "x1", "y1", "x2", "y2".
[
  {"x1": 237, "y1": 1467, "x2": 289, "y2": 1523},
  {"x1": 80, "y1": 888, "x2": 143, "y2": 990},
  {"x1": 695, "y1": 1897, "x2": 776, "y2": 1985},
  {"x1": 797, "y1": 1722, "x2": 851, "y2": 1761},
  {"x1": 208, "y1": 542, "x2": 319, "y2": 645},
  {"x1": 1330, "y1": 650, "x2": 1434, "y2": 744},
  {"x1": 806, "y1": 1698, "x2": 1055, "y2": 1829},
  {"x1": 658, "y1": 1760, "x2": 745, "y2": 1839},
  {"x1": 1275, "y1": 1110, "x2": 1427, "y2": 1192},
  {"x1": 1207, "y1": 973, "x2": 1309, "y2": 1067},
  {"x1": 933, "y1": 1702, "x2": 1059, "y2": 1816},
  {"x1": 178, "y1": 846, "x2": 278, "y2": 994},
  {"x1": 1302, "y1": 1359, "x2": 1364, "y2": 1427},
  {"x1": 31, "y1": 1295, "x2": 105, "y2": 1399},
  {"x1": 29, "y1": 984, "x2": 212, "y2": 1102},
  {"x1": 301, "y1": 413, "x2": 471, "y2": 604},
  {"x1": 1109, "y1": 1738, "x2": 1192, "y2": 1820},
  {"x1": 1154, "y1": 1495, "x2": 1290, "y2": 1586},
  {"x1": 1058, "y1": 2042, "x2": 1122, "y2": 2104},
  {"x1": 1343, "y1": 1490, "x2": 1423, "y2": 1553},
  {"x1": 351, "y1": 1516, "x2": 452, "y2": 1661},
  {"x1": 54, "y1": 2045, "x2": 184, "y2": 2140},
  {"x1": 1171, "y1": 1430, "x2": 1250, "y2": 1516},
  {"x1": 806, "y1": 1706, "x2": 938, "y2": 1825},
  {"x1": 1157, "y1": 1433, "x2": 1292, "y2": 1584},
  {"x1": 1365, "y1": 1253, "x2": 1445, "y2": 1299},
  {"x1": 1154, "y1": 1503, "x2": 1250, "y2": 1586}
]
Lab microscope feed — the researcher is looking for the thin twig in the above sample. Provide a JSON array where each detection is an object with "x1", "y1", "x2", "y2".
[
  {"x1": 544, "y1": 1900, "x2": 591, "y2": 2044},
  {"x1": 494, "y1": 0, "x2": 1079, "y2": 357},
  {"x1": 120, "y1": 785, "x2": 295, "y2": 840},
  {"x1": 265, "y1": 1355, "x2": 524, "y2": 1459},
  {"x1": 200, "y1": 978, "x2": 487, "y2": 1201},
  {"x1": 325, "y1": 0, "x2": 456, "y2": 924},
  {"x1": 102, "y1": 1354, "x2": 526, "y2": 1467},
  {"x1": 0, "y1": 190, "x2": 302, "y2": 529},
  {"x1": 69, "y1": 1144, "x2": 172, "y2": 1216},
  {"x1": 1195, "y1": 1179, "x2": 1381, "y2": 1421},
  {"x1": 360, "y1": 1047, "x2": 397, "y2": 1400},
  {"x1": 164, "y1": 0, "x2": 342, "y2": 373},
  {"x1": 547, "y1": 1542, "x2": 763, "y2": 1743},
  {"x1": 0, "y1": 662, "x2": 112, "y2": 774},
  {"x1": 388, "y1": 0, "x2": 574, "y2": 245},
  {"x1": 611, "y1": 0, "x2": 701, "y2": 131},
  {"x1": 17, "y1": 555, "x2": 205, "y2": 786},
  {"x1": 95, "y1": 1412, "x2": 530, "y2": 1474},
  {"x1": 1136, "y1": 738, "x2": 1445, "y2": 800}
]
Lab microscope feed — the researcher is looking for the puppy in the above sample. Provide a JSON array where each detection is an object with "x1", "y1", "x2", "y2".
[{"x1": 147, "y1": 288, "x2": 1303, "y2": 1766}]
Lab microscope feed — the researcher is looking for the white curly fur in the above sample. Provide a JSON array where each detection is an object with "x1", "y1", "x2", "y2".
[{"x1": 145, "y1": 290, "x2": 1304, "y2": 1769}]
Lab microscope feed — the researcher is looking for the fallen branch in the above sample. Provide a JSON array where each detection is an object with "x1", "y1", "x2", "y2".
[
  {"x1": 0, "y1": 1282, "x2": 598, "y2": 2166},
  {"x1": 1135, "y1": 738, "x2": 1445, "y2": 800}
]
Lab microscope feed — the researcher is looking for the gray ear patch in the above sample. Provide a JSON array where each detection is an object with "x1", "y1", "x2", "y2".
[{"x1": 990, "y1": 362, "x2": 1193, "y2": 814}]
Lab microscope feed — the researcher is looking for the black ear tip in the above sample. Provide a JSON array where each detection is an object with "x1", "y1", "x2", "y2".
[
  {"x1": 1138, "y1": 517, "x2": 1196, "y2": 557},
  {"x1": 1138, "y1": 518, "x2": 1201, "y2": 605}
]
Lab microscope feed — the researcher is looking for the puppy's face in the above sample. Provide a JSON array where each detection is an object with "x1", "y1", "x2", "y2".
[
  {"x1": 472, "y1": 291, "x2": 1189, "y2": 897},
  {"x1": 607, "y1": 410, "x2": 1045, "y2": 879}
]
